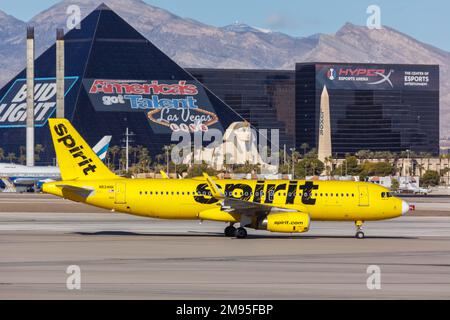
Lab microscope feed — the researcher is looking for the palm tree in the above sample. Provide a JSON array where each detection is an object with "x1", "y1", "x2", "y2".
[
  {"x1": 300, "y1": 143, "x2": 309, "y2": 158},
  {"x1": 132, "y1": 145, "x2": 142, "y2": 167},
  {"x1": 7, "y1": 152, "x2": 16, "y2": 163},
  {"x1": 324, "y1": 156, "x2": 333, "y2": 176},
  {"x1": 138, "y1": 147, "x2": 151, "y2": 173},
  {"x1": 109, "y1": 145, "x2": 120, "y2": 170},
  {"x1": 355, "y1": 150, "x2": 371, "y2": 163},
  {"x1": 34, "y1": 144, "x2": 45, "y2": 162},
  {"x1": 19, "y1": 146, "x2": 26, "y2": 165}
]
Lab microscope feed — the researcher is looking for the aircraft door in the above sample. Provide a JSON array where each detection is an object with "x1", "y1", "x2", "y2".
[
  {"x1": 115, "y1": 182, "x2": 127, "y2": 204},
  {"x1": 358, "y1": 186, "x2": 369, "y2": 206}
]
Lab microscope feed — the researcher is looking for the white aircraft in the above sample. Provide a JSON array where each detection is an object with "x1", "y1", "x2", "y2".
[{"x1": 0, "y1": 136, "x2": 112, "y2": 190}]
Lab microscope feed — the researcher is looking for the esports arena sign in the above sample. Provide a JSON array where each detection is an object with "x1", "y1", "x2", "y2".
[
  {"x1": 84, "y1": 79, "x2": 220, "y2": 133},
  {"x1": 0, "y1": 77, "x2": 79, "y2": 128},
  {"x1": 316, "y1": 64, "x2": 438, "y2": 91}
]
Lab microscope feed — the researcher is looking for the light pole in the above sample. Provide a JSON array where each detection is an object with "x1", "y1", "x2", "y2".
[
  {"x1": 290, "y1": 147, "x2": 296, "y2": 179},
  {"x1": 164, "y1": 146, "x2": 170, "y2": 176},
  {"x1": 406, "y1": 149, "x2": 410, "y2": 178},
  {"x1": 121, "y1": 127, "x2": 134, "y2": 173}
]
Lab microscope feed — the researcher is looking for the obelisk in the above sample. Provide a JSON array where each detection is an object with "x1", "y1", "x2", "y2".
[
  {"x1": 26, "y1": 26, "x2": 35, "y2": 167},
  {"x1": 317, "y1": 86, "x2": 332, "y2": 164}
]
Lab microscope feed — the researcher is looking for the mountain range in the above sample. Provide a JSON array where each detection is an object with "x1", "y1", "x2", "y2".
[{"x1": 0, "y1": 0, "x2": 449, "y2": 142}]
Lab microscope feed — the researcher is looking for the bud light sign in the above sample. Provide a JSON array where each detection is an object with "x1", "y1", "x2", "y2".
[
  {"x1": 84, "y1": 79, "x2": 220, "y2": 133},
  {"x1": 0, "y1": 77, "x2": 79, "y2": 128}
]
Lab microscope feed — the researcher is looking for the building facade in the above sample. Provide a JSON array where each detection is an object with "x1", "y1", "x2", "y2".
[
  {"x1": 296, "y1": 63, "x2": 440, "y2": 156},
  {"x1": 0, "y1": 6, "x2": 441, "y2": 166}
]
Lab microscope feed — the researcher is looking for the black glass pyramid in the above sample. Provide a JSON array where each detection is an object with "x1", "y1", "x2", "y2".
[{"x1": 0, "y1": 4, "x2": 244, "y2": 163}]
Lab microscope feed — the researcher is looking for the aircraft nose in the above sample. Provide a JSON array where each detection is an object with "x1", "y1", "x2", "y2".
[{"x1": 401, "y1": 200, "x2": 409, "y2": 215}]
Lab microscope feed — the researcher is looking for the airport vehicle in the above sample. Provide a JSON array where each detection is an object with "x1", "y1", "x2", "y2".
[
  {"x1": 43, "y1": 118, "x2": 409, "y2": 239},
  {"x1": 399, "y1": 185, "x2": 431, "y2": 196},
  {"x1": 0, "y1": 135, "x2": 111, "y2": 190}
]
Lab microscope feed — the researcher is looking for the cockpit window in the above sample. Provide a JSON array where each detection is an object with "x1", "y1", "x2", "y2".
[{"x1": 381, "y1": 192, "x2": 393, "y2": 198}]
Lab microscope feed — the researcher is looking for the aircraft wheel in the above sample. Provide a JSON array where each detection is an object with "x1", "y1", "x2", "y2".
[
  {"x1": 355, "y1": 231, "x2": 365, "y2": 239},
  {"x1": 235, "y1": 227, "x2": 248, "y2": 239},
  {"x1": 224, "y1": 226, "x2": 236, "y2": 237}
]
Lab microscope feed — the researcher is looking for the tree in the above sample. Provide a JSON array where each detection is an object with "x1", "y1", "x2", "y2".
[
  {"x1": 137, "y1": 147, "x2": 151, "y2": 173},
  {"x1": 232, "y1": 161, "x2": 260, "y2": 174},
  {"x1": 18, "y1": 146, "x2": 26, "y2": 165},
  {"x1": 34, "y1": 144, "x2": 45, "y2": 162},
  {"x1": 359, "y1": 161, "x2": 395, "y2": 178},
  {"x1": 332, "y1": 155, "x2": 359, "y2": 176},
  {"x1": 295, "y1": 158, "x2": 324, "y2": 178},
  {"x1": 0, "y1": 147, "x2": 5, "y2": 161},
  {"x1": 391, "y1": 179, "x2": 400, "y2": 191},
  {"x1": 7, "y1": 152, "x2": 16, "y2": 163},
  {"x1": 420, "y1": 170, "x2": 440, "y2": 187},
  {"x1": 185, "y1": 162, "x2": 219, "y2": 178},
  {"x1": 355, "y1": 150, "x2": 371, "y2": 162},
  {"x1": 109, "y1": 145, "x2": 120, "y2": 170},
  {"x1": 119, "y1": 148, "x2": 127, "y2": 172},
  {"x1": 300, "y1": 143, "x2": 309, "y2": 157}
]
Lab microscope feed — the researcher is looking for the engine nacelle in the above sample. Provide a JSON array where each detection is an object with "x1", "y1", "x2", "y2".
[{"x1": 259, "y1": 212, "x2": 310, "y2": 233}]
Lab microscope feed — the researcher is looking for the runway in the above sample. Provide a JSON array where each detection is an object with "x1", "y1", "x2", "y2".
[{"x1": 1, "y1": 194, "x2": 450, "y2": 299}]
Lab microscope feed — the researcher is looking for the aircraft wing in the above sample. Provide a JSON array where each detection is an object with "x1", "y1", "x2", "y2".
[{"x1": 202, "y1": 173, "x2": 302, "y2": 215}]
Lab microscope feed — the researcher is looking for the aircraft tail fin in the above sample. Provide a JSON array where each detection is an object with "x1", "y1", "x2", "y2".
[
  {"x1": 92, "y1": 135, "x2": 112, "y2": 161},
  {"x1": 48, "y1": 118, "x2": 119, "y2": 181}
]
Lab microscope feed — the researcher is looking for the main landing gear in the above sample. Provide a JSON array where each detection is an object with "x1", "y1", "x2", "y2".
[
  {"x1": 224, "y1": 224, "x2": 236, "y2": 237},
  {"x1": 355, "y1": 220, "x2": 365, "y2": 239},
  {"x1": 224, "y1": 224, "x2": 248, "y2": 238}
]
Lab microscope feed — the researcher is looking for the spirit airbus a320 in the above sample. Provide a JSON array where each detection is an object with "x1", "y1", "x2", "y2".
[{"x1": 43, "y1": 118, "x2": 410, "y2": 238}]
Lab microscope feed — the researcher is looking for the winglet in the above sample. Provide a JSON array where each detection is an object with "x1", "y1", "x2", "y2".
[
  {"x1": 160, "y1": 170, "x2": 169, "y2": 179},
  {"x1": 203, "y1": 172, "x2": 224, "y2": 199}
]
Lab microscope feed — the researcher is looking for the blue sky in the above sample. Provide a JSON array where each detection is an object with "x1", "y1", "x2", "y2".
[{"x1": 1, "y1": 0, "x2": 449, "y2": 51}]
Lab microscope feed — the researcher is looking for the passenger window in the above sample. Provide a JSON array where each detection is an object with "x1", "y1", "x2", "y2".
[{"x1": 381, "y1": 192, "x2": 386, "y2": 198}]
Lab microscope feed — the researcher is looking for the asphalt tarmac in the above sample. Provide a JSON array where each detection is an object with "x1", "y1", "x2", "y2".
[{"x1": 1, "y1": 193, "x2": 450, "y2": 299}]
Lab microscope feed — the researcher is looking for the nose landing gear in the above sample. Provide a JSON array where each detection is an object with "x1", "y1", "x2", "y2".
[{"x1": 355, "y1": 220, "x2": 365, "y2": 239}]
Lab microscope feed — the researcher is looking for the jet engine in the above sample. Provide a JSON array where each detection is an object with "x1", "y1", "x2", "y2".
[{"x1": 256, "y1": 212, "x2": 310, "y2": 233}]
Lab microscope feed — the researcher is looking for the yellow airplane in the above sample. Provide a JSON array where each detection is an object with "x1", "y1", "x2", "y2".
[{"x1": 43, "y1": 118, "x2": 410, "y2": 239}]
